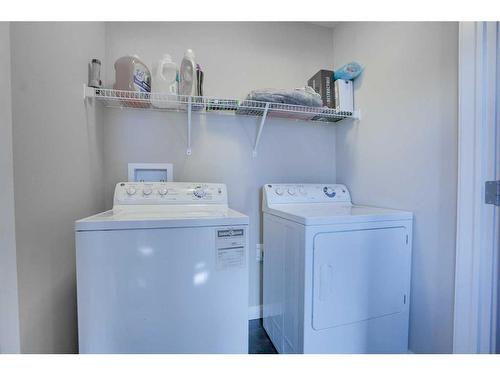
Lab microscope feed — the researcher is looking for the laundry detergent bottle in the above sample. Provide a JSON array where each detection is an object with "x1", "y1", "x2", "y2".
[
  {"x1": 151, "y1": 54, "x2": 179, "y2": 109},
  {"x1": 113, "y1": 55, "x2": 151, "y2": 93},
  {"x1": 179, "y1": 49, "x2": 197, "y2": 97},
  {"x1": 113, "y1": 54, "x2": 151, "y2": 107}
]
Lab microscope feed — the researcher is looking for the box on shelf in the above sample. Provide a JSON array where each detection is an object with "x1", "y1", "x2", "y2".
[
  {"x1": 334, "y1": 79, "x2": 354, "y2": 115},
  {"x1": 308, "y1": 70, "x2": 335, "y2": 108}
]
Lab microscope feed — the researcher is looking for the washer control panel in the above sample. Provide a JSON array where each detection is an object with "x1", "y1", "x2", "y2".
[
  {"x1": 114, "y1": 182, "x2": 228, "y2": 205},
  {"x1": 264, "y1": 183, "x2": 351, "y2": 205}
]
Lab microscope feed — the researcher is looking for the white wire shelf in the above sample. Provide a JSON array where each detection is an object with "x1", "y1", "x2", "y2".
[{"x1": 83, "y1": 85, "x2": 359, "y2": 156}]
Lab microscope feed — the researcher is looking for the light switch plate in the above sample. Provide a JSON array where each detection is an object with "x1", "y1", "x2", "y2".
[{"x1": 256, "y1": 244, "x2": 263, "y2": 262}]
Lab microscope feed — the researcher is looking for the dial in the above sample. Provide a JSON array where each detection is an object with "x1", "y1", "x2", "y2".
[
  {"x1": 193, "y1": 186, "x2": 207, "y2": 198},
  {"x1": 298, "y1": 187, "x2": 307, "y2": 195},
  {"x1": 126, "y1": 186, "x2": 137, "y2": 196},
  {"x1": 275, "y1": 187, "x2": 284, "y2": 196},
  {"x1": 158, "y1": 187, "x2": 168, "y2": 196},
  {"x1": 323, "y1": 186, "x2": 336, "y2": 198},
  {"x1": 143, "y1": 186, "x2": 153, "y2": 196},
  {"x1": 288, "y1": 187, "x2": 296, "y2": 196}
]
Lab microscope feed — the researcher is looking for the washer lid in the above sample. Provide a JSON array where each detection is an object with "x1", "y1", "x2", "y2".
[
  {"x1": 75, "y1": 205, "x2": 248, "y2": 231},
  {"x1": 263, "y1": 203, "x2": 412, "y2": 225}
]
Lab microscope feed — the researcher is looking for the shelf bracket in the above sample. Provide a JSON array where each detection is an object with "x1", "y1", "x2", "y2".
[
  {"x1": 252, "y1": 103, "x2": 270, "y2": 157},
  {"x1": 83, "y1": 83, "x2": 95, "y2": 101},
  {"x1": 186, "y1": 97, "x2": 192, "y2": 156}
]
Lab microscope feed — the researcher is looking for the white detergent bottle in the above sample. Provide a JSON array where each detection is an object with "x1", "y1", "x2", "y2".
[
  {"x1": 179, "y1": 49, "x2": 197, "y2": 97},
  {"x1": 151, "y1": 54, "x2": 179, "y2": 109}
]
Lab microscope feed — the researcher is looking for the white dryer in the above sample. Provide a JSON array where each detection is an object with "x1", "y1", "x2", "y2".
[
  {"x1": 75, "y1": 182, "x2": 249, "y2": 353},
  {"x1": 262, "y1": 183, "x2": 413, "y2": 353}
]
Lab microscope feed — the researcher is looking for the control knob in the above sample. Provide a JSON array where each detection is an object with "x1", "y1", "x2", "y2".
[
  {"x1": 126, "y1": 186, "x2": 137, "y2": 196},
  {"x1": 193, "y1": 186, "x2": 207, "y2": 198},
  {"x1": 143, "y1": 186, "x2": 153, "y2": 196},
  {"x1": 275, "y1": 187, "x2": 284, "y2": 196},
  {"x1": 288, "y1": 187, "x2": 296, "y2": 196},
  {"x1": 158, "y1": 187, "x2": 168, "y2": 196},
  {"x1": 323, "y1": 186, "x2": 336, "y2": 198}
]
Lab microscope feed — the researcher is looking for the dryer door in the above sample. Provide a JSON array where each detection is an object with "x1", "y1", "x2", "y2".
[{"x1": 312, "y1": 226, "x2": 409, "y2": 330}]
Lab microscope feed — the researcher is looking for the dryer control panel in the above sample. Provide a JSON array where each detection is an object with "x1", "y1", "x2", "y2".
[
  {"x1": 114, "y1": 182, "x2": 228, "y2": 205},
  {"x1": 263, "y1": 184, "x2": 352, "y2": 205}
]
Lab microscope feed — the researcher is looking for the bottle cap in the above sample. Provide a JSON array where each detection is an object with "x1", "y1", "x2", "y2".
[{"x1": 184, "y1": 49, "x2": 195, "y2": 59}]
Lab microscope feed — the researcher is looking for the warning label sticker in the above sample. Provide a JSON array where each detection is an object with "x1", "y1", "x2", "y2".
[{"x1": 217, "y1": 246, "x2": 245, "y2": 270}]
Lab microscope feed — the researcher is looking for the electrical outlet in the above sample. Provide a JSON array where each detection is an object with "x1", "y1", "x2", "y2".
[{"x1": 256, "y1": 244, "x2": 263, "y2": 262}]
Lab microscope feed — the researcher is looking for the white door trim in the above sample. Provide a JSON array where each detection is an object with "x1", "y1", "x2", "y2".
[
  {"x1": 0, "y1": 22, "x2": 21, "y2": 354},
  {"x1": 453, "y1": 21, "x2": 499, "y2": 354}
]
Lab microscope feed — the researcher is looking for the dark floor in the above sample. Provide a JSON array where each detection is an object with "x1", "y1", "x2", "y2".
[{"x1": 249, "y1": 319, "x2": 278, "y2": 354}]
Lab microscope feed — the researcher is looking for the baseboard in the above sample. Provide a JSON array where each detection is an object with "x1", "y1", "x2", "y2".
[{"x1": 248, "y1": 304, "x2": 262, "y2": 320}]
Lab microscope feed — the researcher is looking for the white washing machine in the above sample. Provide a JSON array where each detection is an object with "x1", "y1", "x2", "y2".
[
  {"x1": 262, "y1": 183, "x2": 413, "y2": 354},
  {"x1": 75, "y1": 182, "x2": 249, "y2": 353}
]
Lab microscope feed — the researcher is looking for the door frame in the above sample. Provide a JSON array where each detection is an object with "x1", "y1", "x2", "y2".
[
  {"x1": 0, "y1": 21, "x2": 21, "y2": 354},
  {"x1": 453, "y1": 21, "x2": 500, "y2": 354}
]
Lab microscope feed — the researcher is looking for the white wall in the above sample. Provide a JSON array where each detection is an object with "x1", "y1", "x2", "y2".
[
  {"x1": 10, "y1": 22, "x2": 106, "y2": 353},
  {"x1": 0, "y1": 22, "x2": 21, "y2": 354},
  {"x1": 103, "y1": 22, "x2": 337, "y2": 312},
  {"x1": 332, "y1": 22, "x2": 458, "y2": 353}
]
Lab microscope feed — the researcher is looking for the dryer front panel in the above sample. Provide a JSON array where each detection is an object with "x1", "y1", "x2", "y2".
[{"x1": 312, "y1": 226, "x2": 409, "y2": 330}]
